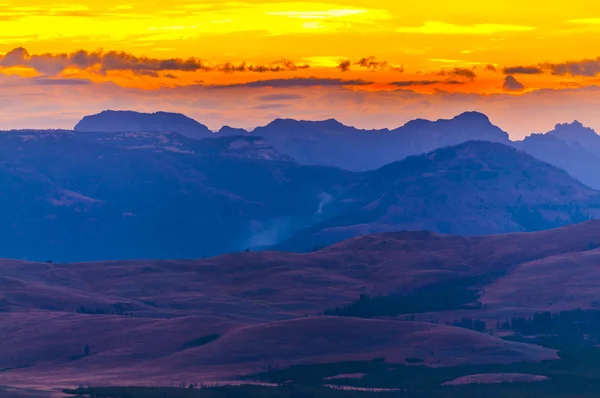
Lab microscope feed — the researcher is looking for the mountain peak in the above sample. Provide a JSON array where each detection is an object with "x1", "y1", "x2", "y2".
[
  {"x1": 74, "y1": 110, "x2": 214, "y2": 139},
  {"x1": 556, "y1": 120, "x2": 584, "y2": 129},
  {"x1": 547, "y1": 120, "x2": 600, "y2": 149},
  {"x1": 218, "y1": 125, "x2": 249, "y2": 136},
  {"x1": 552, "y1": 120, "x2": 593, "y2": 134},
  {"x1": 395, "y1": 111, "x2": 509, "y2": 144},
  {"x1": 453, "y1": 111, "x2": 491, "y2": 123}
]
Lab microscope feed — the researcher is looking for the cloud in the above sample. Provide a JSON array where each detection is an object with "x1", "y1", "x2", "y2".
[
  {"x1": 482, "y1": 64, "x2": 498, "y2": 72},
  {"x1": 250, "y1": 103, "x2": 290, "y2": 110},
  {"x1": 437, "y1": 67, "x2": 476, "y2": 80},
  {"x1": 503, "y1": 66, "x2": 543, "y2": 75},
  {"x1": 390, "y1": 79, "x2": 465, "y2": 87},
  {"x1": 396, "y1": 21, "x2": 535, "y2": 35},
  {"x1": 354, "y1": 56, "x2": 388, "y2": 71},
  {"x1": 209, "y1": 77, "x2": 374, "y2": 89},
  {"x1": 266, "y1": 9, "x2": 367, "y2": 19},
  {"x1": 503, "y1": 75, "x2": 525, "y2": 91},
  {"x1": 0, "y1": 4, "x2": 92, "y2": 20},
  {"x1": 337, "y1": 57, "x2": 403, "y2": 72},
  {"x1": 5, "y1": 70, "x2": 600, "y2": 141},
  {"x1": 258, "y1": 93, "x2": 304, "y2": 101},
  {"x1": 0, "y1": 47, "x2": 311, "y2": 76},
  {"x1": 32, "y1": 77, "x2": 92, "y2": 86},
  {"x1": 337, "y1": 59, "x2": 351, "y2": 72},
  {"x1": 566, "y1": 18, "x2": 600, "y2": 25},
  {"x1": 546, "y1": 58, "x2": 600, "y2": 77}
]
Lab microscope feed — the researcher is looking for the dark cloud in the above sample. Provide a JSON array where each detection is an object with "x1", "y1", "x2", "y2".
[
  {"x1": 546, "y1": 58, "x2": 600, "y2": 77},
  {"x1": 503, "y1": 65, "x2": 543, "y2": 75},
  {"x1": 503, "y1": 75, "x2": 525, "y2": 91},
  {"x1": 337, "y1": 60, "x2": 351, "y2": 72},
  {"x1": 437, "y1": 67, "x2": 476, "y2": 80},
  {"x1": 31, "y1": 77, "x2": 92, "y2": 86},
  {"x1": 210, "y1": 77, "x2": 374, "y2": 89},
  {"x1": 98, "y1": 51, "x2": 207, "y2": 73},
  {"x1": 390, "y1": 79, "x2": 465, "y2": 87},
  {"x1": 355, "y1": 56, "x2": 388, "y2": 71},
  {"x1": 337, "y1": 57, "x2": 402, "y2": 72},
  {"x1": 482, "y1": 64, "x2": 498, "y2": 72},
  {"x1": 219, "y1": 60, "x2": 310, "y2": 73},
  {"x1": 0, "y1": 47, "x2": 311, "y2": 76},
  {"x1": 1, "y1": 47, "x2": 71, "y2": 74},
  {"x1": 258, "y1": 93, "x2": 305, "y2": 101}
]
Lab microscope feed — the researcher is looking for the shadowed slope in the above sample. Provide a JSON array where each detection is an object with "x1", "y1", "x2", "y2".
[{"x1": 279, "y1": 141, "x2": 600, "y2": 251}]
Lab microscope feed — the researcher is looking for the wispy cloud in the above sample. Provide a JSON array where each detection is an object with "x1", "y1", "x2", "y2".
[
  {"x1": 31, "y1": 77, "x2": 92, "y2": 85},
  {"x1": 266, "y1": 9, "x2": 367, "y2": 19},
  {"x1": 258, "y1": 93, "x2": 305, "y2": 101},
  {"x1": 566, "y1": 18, "x2": 600, "y2": 25},
  {"x1": 436, "y1": 67, "x2": 476, "y2": 80},
  {"x1": 208, "y1": 77, "x2": 374, "y2": 89},
  {"x1": 390, "y1": 79, "x2": 465, "y2": 87},
  {"x1": 397, "y1": 21, "x2": 535, "y2": 35}
]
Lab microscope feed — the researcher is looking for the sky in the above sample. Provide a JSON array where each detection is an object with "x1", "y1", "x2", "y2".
[{"x1": 2, "y1": 0, "x2": 600, "y2": 137}]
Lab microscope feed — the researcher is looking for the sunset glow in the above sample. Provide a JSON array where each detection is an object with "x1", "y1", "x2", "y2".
[{"x1": 2, "y1": 0, "x2": 600, "y2": 135}]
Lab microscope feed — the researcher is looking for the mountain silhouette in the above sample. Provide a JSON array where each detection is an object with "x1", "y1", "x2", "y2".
[
  {"x1": 75, "y1": 110, "x2": 214, "y2": 139},
  {"x1": 245, "y1": 111, "x2": 509, "y2": 170},
  {"x1": 515, "y1": 121, "x2": 600, "y2": 189}
]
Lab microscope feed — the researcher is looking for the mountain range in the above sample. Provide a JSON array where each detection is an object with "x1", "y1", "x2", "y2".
[
  {"x1": 77, "y1": 110, "x2": 600, "y2": 190},
  {"x1": 1, "y1": 123, "x2": 600, "y2": 260}
]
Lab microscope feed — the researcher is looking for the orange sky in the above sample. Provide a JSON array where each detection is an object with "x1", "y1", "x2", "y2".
[{"x1": 2, "y1": 1, "x2": 600, "y2": 135}]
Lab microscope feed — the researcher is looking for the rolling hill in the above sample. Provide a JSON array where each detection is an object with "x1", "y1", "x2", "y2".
[{"x1": 11, "y1": 221, "x2": 600, "y2": 389}]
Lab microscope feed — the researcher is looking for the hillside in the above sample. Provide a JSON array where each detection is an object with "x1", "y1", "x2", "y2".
[
  {"x1": 11, "y1": 221, "x2": 600, "y2": 388},
  {"x1": 0, "y1": 130, "x2": 354, "y2": 261},
  {"x1": 279, "y1": 141, "x2": 600, "y2": 251}
]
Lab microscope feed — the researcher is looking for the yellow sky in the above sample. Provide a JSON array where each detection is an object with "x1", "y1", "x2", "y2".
[
  {"x1": 1, "y1": 1, "x2": 600, "y2": 132},
  {"x1": 2, "y1": 1, "x2": 600, "y2": 69}
]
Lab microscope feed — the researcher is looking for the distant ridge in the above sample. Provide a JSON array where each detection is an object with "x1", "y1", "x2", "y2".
[
  {"x1": 74, "y1": 110, "x2": 214, "y2": 139},
  {"x1": 515, "y1": 121, "x2": 600, "y2": 189},
  {"x1": 73, "y1": 110, "x2": 600, "y2": 187}
]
